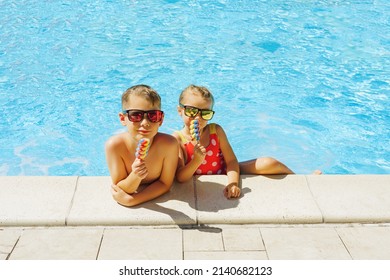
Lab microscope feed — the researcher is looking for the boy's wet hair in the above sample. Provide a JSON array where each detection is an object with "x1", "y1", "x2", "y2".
[
  {"x1": 122, "y1": 84, "x2": 161, "y2": 109},
  {"x1": 179, "y1": 84, "x2": 215, "y2": 108}
]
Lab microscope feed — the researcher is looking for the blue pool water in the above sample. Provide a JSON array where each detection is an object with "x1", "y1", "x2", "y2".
[{"x1": 0, "y1": 0, "x2": 389, "y2": 175}]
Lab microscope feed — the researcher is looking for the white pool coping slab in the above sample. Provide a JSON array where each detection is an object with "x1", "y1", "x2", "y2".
[
  {"x1": 66, "y1": 176, "x2": 197, "y2": 226},
  {"x1": 307, "y1": 175, "x2": 390, "y2": 223},
  {"x1": 195, "y1": 175, "x2": 323, "y2": 223},
  {"x1": 0, "y1": 176, "x2": 77, "y2": 226},
  {"x1": 0, "y1": 175, "x2": 389, "y2": 226}
]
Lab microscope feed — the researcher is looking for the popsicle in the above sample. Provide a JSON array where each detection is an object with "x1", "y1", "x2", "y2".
[
  {"x1": 135, "y1": 138, "x2": 151, "y2": 160},
  {"x1": 190, "y1": 119, "x2": 200, "y2": 141}
]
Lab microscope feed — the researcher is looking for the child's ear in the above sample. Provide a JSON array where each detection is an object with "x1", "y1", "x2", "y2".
[
  {"x1": 119, "y1": 112, "x2": 127, "y2": 126},
  {"x1": 177, "y1": 105, "x2": 182, "y2": 115}
]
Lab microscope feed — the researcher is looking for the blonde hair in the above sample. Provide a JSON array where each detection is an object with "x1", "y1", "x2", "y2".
[
  {"x1": 179, "y1": 84, "x2": 215, "y2": 108},
  {"x1": 121, "y1": 84, "x2": 161, "y2": 110}
]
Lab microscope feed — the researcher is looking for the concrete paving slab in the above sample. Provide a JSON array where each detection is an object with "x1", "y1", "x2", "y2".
[
  {"x1": 67, "y1": 177, "x2": 197, "y2": 226},
  {"x1": 0, "y1": 229, "x2": 22, "y2": 260},
  {"x1": 1, "y1": 224, "x2": 389, "y2": 260},
  {"x1": 98, "y1": 228, "x2": 182, "y2": 259},
  {"x1": 184, "y1": 251, "x2": 268, "y2": 260},
  {"x1": 195, "y1": 175, "x2": 323, "y2": 224},
  {"x1": 8, "y1": 227, "x2": 103, "y2": 260},
  {"x1": 222, "y1": 227, "x2": 265, "y2": 251},
  {"x1": 183, "y1": 229, "x2": 224, "y2": 251},
  {"x1": 307, "y1": 175, "x2": 390, "y2": 223},
  {"x1": 0, "y1": 176, "x2": 77, "y2": 226},
  {"x1": 260, "y1": 227, "x2": 351, "y2": 260},
  {"x1": 336, "y1": 227, "x2": 390, "y2": 259}
]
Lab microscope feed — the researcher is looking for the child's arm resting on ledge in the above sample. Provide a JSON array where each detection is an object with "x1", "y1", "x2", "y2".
[
  {"x1": 111, "y1": 138, "x2": 179, "y2": 207},
  {"x1": 105, "y1": 136, "x2": 143, "y2": 194}
]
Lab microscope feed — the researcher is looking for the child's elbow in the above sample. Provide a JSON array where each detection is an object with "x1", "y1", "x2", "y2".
[
  {"x1": 175, "y1": 177, "x2": 186, "y2": 184},
  {"x1": 175, "y1": 173, "x2": 191, "y2": 184}
]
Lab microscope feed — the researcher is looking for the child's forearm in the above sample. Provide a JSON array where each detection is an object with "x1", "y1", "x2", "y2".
[
  {"x1": 117, "y1": 172, "x2": 143, "y2": 194},
  {"x1": 176, "y1": 159, "x2": 201, "y2": 182},
  {"x1": 124, "y1": 179, "x2": 171, "y2": 207},
  {"x1": 226, "y1": 160, "x2": 240, "y2": 187},
  {"x1": 226, "y1": 170, "x2": 239, "y2": 187},
  {"x1": 176, "y1": 165, "x2": 196, "y2": 182}
]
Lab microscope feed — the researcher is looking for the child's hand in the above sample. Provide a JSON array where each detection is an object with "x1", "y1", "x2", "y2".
[
  {"x1": 131, "y1": 158, "x2": 148, "y2": 179},
  {"x1": 223, "y1": 184, "x2": 241, "y2": 199},
  {"x1": 193, "y1": 142, "x2": 206, "y2": 163},
  {"x1": 111, "y1": 184, "x2": 135, "y2": 206}
]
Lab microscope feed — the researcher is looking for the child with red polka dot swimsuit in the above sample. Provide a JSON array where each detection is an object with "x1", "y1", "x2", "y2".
[{"x1": 173, "y1": 85, "x2": 315, "y2": 199}]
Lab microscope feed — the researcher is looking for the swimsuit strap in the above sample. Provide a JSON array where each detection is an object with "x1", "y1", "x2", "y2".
[
  {"x1": 176, "y1": 130, "x2": 189, "y2": 144},
  {"x1": 176, "y1": 123, "x2": 216, "y2": 144},
  {"x1": 209, "y1": 123, "x2": 216, "y2": 134}
]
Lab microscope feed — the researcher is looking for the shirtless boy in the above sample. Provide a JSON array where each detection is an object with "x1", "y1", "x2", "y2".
[{"x1": 105, "y1": 85, "x2": 178, "y2": 207}]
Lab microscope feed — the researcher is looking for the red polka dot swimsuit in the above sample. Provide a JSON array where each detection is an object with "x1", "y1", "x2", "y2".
[{"x1": 177, "y1": 123, "x2": 227, "y2": 175}]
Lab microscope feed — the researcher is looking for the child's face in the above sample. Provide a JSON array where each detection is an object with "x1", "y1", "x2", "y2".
[
  {"x1": 178, "y1": 93, "x2": 213, "y2": 129},
  {"x1": 120, "y1": 95, "x2": 163, "y2": 141}
]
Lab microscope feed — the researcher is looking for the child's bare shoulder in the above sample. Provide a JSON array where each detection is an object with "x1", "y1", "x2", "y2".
[
  {"x1": 152, "y1": 133, "x2": 178, "y2": 157},
  {"x1": 171, "y1": 131, "x2": 182, "y2": 142},
  {"x1": 213, "y1": 123, "x2": 225, "y2": 132},
  {"x1": 213, "y1": 123, "x2": 229, "y2": 139},
  {"x1": 155, "y1": 132, "x2": 178, "y2": 146},
  {"x1": 105, "y1": 133, "x2": 127, "y2": 151}
]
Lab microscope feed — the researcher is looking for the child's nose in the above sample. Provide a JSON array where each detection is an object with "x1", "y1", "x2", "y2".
[
  {"x1": 140, "y1": 113, "x2": 151, "y2": 126},
  {"x1": 194, "y1": 112, "x2": 202, "y2": 120}
]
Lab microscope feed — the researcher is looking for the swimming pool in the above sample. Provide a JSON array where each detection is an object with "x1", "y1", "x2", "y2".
[{"x1": 0, "y1": 0, "x2": 389, "y2": 175}]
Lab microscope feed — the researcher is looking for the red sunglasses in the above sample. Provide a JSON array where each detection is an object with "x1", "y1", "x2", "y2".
[{"x1": 122, "y1": 109, "x2": 164, "y2": 123}]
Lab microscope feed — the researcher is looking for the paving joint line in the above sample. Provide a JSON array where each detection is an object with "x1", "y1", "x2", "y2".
[
  {"x1": 304, "y1": 175, "x2": 325, "y2": 223},
  {"x1": 65, "y1": 176, "x2": 80, "y2": 226}
]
